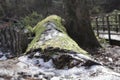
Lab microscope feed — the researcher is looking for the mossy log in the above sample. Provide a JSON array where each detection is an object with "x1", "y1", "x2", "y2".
[
  {"x1": 25, "y1": 15, "x2": 88, "y2": 55},
  {"x1": 25, "y1": 15, "x2": 101, "y2": 69}
]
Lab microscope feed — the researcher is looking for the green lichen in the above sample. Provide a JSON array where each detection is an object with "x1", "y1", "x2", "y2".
[{"x1": 25, "y1": 15, "x2": 88, "y2": 55}]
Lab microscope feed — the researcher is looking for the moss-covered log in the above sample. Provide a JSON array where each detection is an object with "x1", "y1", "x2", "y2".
[
  {"x1": 25, "y1": 15, "x2": 101, "y2": 69},
  {"x1": 25, "y1": 15, "x2": 88, "y2": 55}
]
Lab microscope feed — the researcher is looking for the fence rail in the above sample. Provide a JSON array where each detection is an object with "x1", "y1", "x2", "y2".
[{"x1": 92, "y1": 13, "x2": 120, "y2": 44}]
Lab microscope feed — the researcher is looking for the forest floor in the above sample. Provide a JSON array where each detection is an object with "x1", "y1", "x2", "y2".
[
  {"x1": 92, "y1": 44, "x2": 120, "y2": 73},
  {"x1": 0, "y1": 44, "x2": 120, "y2": 80}
]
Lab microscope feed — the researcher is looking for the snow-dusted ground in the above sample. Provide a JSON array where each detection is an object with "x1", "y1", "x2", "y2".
[
  {"x1": 17, "y1": 54, "x2": 120, "y2": 80},
  {"x1": 93, "y1": 45, "x2": 120, "y2": 73},
  {"x1": 0, "y1": 51, "x2": 11, "y2": 60},
  {"x1": 0, "y1": 51, "x2": 120, "y2": 80},
  {"x1": 99, "y1": 34, "x2": 120, "y2": 41},
  {"x1": 94, "y1": 30, "x2": 120, "y2": 40}
]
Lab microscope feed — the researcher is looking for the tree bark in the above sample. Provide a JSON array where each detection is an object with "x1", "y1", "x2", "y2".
[{"x1": 64, "y1": 0, "x2": 101, "y2": 52}]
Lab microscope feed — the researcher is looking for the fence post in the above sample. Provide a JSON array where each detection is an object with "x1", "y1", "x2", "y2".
[
  {"x1": 118, "y1": 14, "x2": 120, "y2": 32},
  {"x1": 106, "y1": 15, "x2": 112, "y2": 44},
  {"x1": 102, "y1": 16, "x2": 105, "y2": 31},
  {"x1": 95, "y1": 17, "x2": 99, "y2": 37},
  {"x1": 115, "y1": 13, "x2": 118, "y2": 32}
]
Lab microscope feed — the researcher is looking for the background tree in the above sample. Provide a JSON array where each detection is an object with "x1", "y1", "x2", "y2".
[
  {"x1": 64, "y1": 0, "x2": 101, "y2": 52},
  {"x1": 101, "y1": 0, "x2": 120, "y2": 13}
]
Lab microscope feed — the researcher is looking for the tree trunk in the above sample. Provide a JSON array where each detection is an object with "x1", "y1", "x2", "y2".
[
  {"x1": 64, "y1": 0, "x2": 101, "y2": 52},
  {"x1": 0, "y1": 22, "x2": 29, "y2": 56}
]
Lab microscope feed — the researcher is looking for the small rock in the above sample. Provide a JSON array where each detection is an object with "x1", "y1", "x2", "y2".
[
  {"x1": 34, "y1": 74, "x2": 39, "y2": 77},
  {"x1": 22, "y1": 74, "x2": 28, "y2": 79},
  {"x1": 43, "y1": 74, "x2": 53, "y2": 80},
  {"x1": 39, "y1": 72, "x2": 44, "y2": 75},
  {"x1": 17, "y1": 72, "x2": 25, "y2": 75},
  {"x1": 28, "y1": 53, "x2": 34, "y2": 59}
]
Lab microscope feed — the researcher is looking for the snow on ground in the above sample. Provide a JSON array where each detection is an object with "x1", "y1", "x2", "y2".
[
  {"x1": 0, "y1": 51, "x2": 120, "y2": 80},
  {"x1": 0, "y1": 51, "x2": 9, "y2": 60},
  {"x1": 93, "y1": 45, "x2": 120, "y2": 73},
  {"x1": 99, "y1": 34, "x2": 120, "y2": 41},
  {"x1": 16, "y1": 52, "x2": 120, "y2": 80}
]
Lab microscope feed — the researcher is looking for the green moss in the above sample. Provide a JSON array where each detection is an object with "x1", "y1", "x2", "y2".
[
  {"x1": 26, "y1": 15, "x2": 67, "y2": 53},
  {"x1": 41, "y1": 34, "x2": 87, "y2": 54},
  {"x1": 25, "y1": 15, "x2": 88, "y2": 55},
  {"x1": 33, "y1": 15, "x2": 66, "y2": 34},
  {"x1": 25, "y1": 26, "x2": 46, "y2": 52}
]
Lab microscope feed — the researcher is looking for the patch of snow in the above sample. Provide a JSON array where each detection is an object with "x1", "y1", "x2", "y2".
[
  {"x1": 45, "y1": 34, "x2": 53, "y2": 40},
  {"x1": 44, "y1": 22, "x2": 56, "y2": 29},
  {"x1": 108, "y1": 57, "x2": 113, "y2": 62},
  {"x1": 0, "y1": 78, "x2": 4, "y2": 80},
  {"x1": 0, "y1": 69, "x2": 15, "y2": 76},
  {"x1": 34, "y1": 52, "x2": 41, "y2": 56},
  {"x1": 68, "y1": 53, "x2": 92, "y2": 61},
  {"x1": 17, "y1": 62, "x2": 28, "y2": 69},
  {"x1": 0, "y1": 51, "x2": 13, "y2": 60},
  {"x1": 58, "y1": 33, "x2": 64, "y2": 36},
  {"x1": 24, "y1": 29, "x2": 29, "y2": 33},
  {"x1": 39, "y1": 21, "x2": 64, "y2": 43},
  {"x1": 40, "y1": 28, "x2": 59, "y2": 41},
  {"x1": 99, "y1": 34, "x2": 120, "y2": 41},
  {"x1": 16, "y1": 52, "x2": 120, "y2": 80},
  {"x1": 18, "y1": 56, "x2": 28, "y2": 63},
  {"x1": 18, "y1": 55, "x2": 54, "y2": 69},
  {"x1": 41, "y1": 59, "x2": 54, "y2": 68},
  {"x1": 51, "y1": 77, "x2": 60, "y2": 80},
  {"x1": 0, "y1": 55, "x2": 7, "y2": 60},
  {"x1": 0, "y1": 51, "x2": 3, "y2": 55}
]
